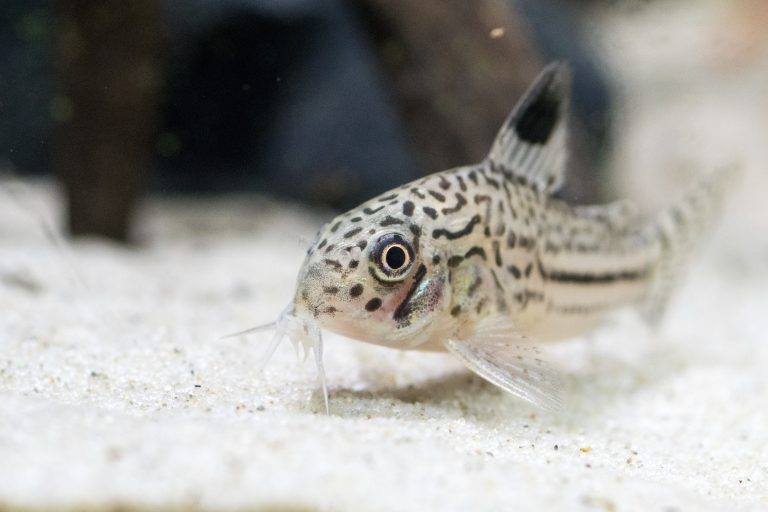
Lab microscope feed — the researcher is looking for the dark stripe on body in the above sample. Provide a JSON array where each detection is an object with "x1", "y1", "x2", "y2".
[
  {"x1": 380, "y1": 216, "x2": 403, "y2": 227},
  {"x1": 441, "y1": 193, "x2": 467, "y2": 215},
  {"x1": 464, "y1": 246, "x2": 486, "y2": 260},
  {"x1": 546, "y1": 268, "x2": 649, "y2": 284},
  {"x1": 392, "y1": 264, "x2": 428, "y2": 322},
  {"x1": 524, "y1": 263, "x2": 533, "y2": 278},
  {"x1": 432, "y1": 215, "x2": 481, "y2": 240},
  {"x1": 447, "y1": 246, "x2": 486, "y2": 268},
  {"x1": 344, "y1": 227, "x2": 362, "y2": 238},
  {"x1": 514, "y1": 289, "x2": 545, "y2": 305},
  {"x1": 483, "y1": 173, "x2": 500, "y2": 189},
  {"x1": 411, "y1": 188, "x2": 426, "y2": 199},
  {"x1": 363, "y1": 206, "x2": 384, "y2": 215},
  {"x1": 490, "y1": 269, "x2": 508, "y2": 311},
  {"x1": 324, "y1": 259, "x2": 342, "y2": 270},
  {"x1": 547, "y1": 302, "x2": 612, "y2": 315},
  {"x1": 468, "y1": 276, "x2": 483, "y2": 296},
  {"x1": 428, "y1": 190, "x2": 446, "y2": 202}
]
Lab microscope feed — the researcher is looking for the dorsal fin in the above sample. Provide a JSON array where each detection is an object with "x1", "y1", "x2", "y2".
[{"x1": 487, "y1": 62, "x2": 570, "y2": 194}]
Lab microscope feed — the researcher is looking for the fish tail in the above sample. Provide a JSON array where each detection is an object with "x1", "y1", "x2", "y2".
[{"x1": 641, "y1": 164, "x2": 741, "y2": 325}]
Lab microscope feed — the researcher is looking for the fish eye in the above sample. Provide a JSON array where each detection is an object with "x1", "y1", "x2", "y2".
[
  {"x1": 372, "y1": 233, "x2": 414, "y2": 282},
  {"x1": 384, "y1": 244, "x2": 407, "y2": 270}
]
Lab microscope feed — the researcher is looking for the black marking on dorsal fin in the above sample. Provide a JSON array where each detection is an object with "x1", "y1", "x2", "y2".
[
  {"x1": 487, "y1": 62, "x2": 570, "y2": 195},
  {"x1": 513, "y1": 74, "x2": 561, "y2": 145}
]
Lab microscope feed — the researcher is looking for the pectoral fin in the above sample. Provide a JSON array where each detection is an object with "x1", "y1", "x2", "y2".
[{"x1": 444, "y1": 316, "x2": 562, "y2": 410}]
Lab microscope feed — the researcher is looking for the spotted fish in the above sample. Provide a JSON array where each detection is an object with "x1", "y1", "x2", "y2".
[{"x1": 242, "y1": 63, "x2": 737, "y2": 411}]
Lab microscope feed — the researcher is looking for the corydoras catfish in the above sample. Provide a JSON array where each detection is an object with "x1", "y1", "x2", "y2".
[{"x1": 236, "y1": 63, "x2": 737, "y2": 412}]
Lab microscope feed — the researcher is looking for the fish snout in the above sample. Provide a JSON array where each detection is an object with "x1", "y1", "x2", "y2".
[{"x1": 292, "y1": 268, "x2": 342, "y2": 320}]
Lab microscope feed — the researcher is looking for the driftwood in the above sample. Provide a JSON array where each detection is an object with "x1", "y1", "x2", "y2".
[
  {"x1": 52, "y1": 0, "x2": 162, "y2": 240},
  {"x1": 357, "y1": 0, "x2": 607, "y2": 202},
  {"x1": 356, "y1": 0, "x2": 543, "y2": 173}
]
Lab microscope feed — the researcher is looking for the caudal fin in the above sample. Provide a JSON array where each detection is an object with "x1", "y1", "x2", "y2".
[{"x1": 641, "y1": 165, "x2": 741, "y2": 324}]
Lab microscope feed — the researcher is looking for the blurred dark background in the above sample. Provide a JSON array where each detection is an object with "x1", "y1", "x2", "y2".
[{"x1": 0, "y1": 0, "x2": 614, "y2": 241}]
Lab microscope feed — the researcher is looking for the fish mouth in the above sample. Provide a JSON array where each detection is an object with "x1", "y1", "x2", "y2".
[
  {"x1": 223, "y1": 304, "x2": 329, "y2": 412},
  {"x1": 259, "y1": 305, "x2": 330, "y2": 413},
  {"x1": 261, "y1": 306, "x2": 317, "y2": 362}
]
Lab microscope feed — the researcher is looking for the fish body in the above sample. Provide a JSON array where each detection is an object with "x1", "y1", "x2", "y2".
[
  {"x1": 297, "y1": 162, "x2": 647, "y2": 347},
  {"x1": 259, "y1": 63, "x2": 735, "y2": 410}
]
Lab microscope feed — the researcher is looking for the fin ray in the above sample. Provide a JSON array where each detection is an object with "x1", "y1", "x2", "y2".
[
  {"x1": 642, "y1": 164, "x2": 741, "y2": 324},
  {"x1": 488, "y1": 62, "x2": 570, "y2": 195},
  {"x1": 445, "y1": 316, "x2": 562, "y2": 410}
]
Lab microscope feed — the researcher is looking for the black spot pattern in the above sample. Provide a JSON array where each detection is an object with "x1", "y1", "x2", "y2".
[
  {"x1": 365, "y1": 298, "x2": 382, "y2": 311},
  {"x1": 493, "y1": 240, "x2": 502, "y2": 267},
  {"x1": 344, "y1": 227, "x2": 363, "y2": 238},
  {"x1": 350, "y1": 283, "x2": 364, "y2": 297},
  {"x1": 380, "y1": 216, "x2": 403, "y2": 227},
  {"x1": 428, "y1": 190, "x2": 446, "y2": 202},
  {"x1": 468, "y1": 276, "x2": 483, "y2": 296},
  {"x1": 411, "y1": 188, "x2": 426, "y2": 199},
  {"x1": 441, "y1": 193, "x2": 467, "y2": 215},
  {"x1": 432, "y1": 215, "x2": 481, "y2": 240},
  {"x1": 363, "y1": 206, "x2": 385, "y2": 215},
  {"x1": 324, "y1": 259, "x2": 342, "y2": 270},
  {"x1": 464, "y1": 246, "x2": 486, "y2": 261}
]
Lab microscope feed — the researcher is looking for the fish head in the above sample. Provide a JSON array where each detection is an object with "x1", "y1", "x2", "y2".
[{"x1": 291, "y1": 193, "x2": 453, "y2": 349}]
